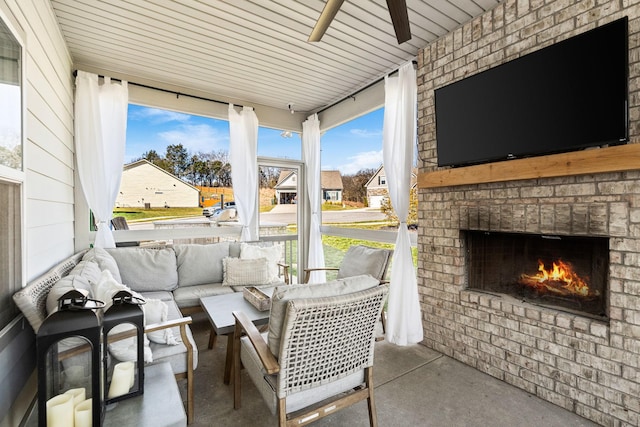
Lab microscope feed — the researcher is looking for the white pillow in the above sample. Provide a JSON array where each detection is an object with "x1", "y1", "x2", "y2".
[
  {"x1": 240, "y1": 243, "x2": 283, "y2": 282},
  {"x1": 94, "y1": 270, "x2": 128, "y2": 310},
  {"x1": 108, "y1": 323, "x2": 153, "y2": 363},
  {"x1": 143, "y1": 299, "x2": 179, "y2": 345},
  {"x1": 222, "y1": 257, "x2": 271, "y2": 286},
  {"x1": 82, "y1": 248, "x2": 122, "y2": 283}
]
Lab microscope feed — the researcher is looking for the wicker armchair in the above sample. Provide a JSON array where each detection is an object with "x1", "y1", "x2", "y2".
[{"x1": 233, "y1": 284, "x2": 388, "y2": 427}]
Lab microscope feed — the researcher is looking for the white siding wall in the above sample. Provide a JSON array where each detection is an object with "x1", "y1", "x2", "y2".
[
  {"x1": 117, "y1": 163, "x2": 199, "y2": 208},
  {"x1": 3, "y1": 0, "x2": 75, "y2": 280}
]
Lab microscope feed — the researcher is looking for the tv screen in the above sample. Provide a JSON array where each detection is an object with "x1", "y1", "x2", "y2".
[{"x1": 434, "y1": 17, "x2": 628, "y2": 167}]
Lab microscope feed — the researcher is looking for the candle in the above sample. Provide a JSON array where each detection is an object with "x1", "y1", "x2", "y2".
[
  {"x1": 74, "y1": 398, "x2": 92, "y2": 427},
  {"x1": 46, "y1": 393, "x2": 74, "y2": 427},
  {"x1": 108, "y1": 361, "x2": 134, "y2": 398},
  {"x1": 64, "y1": 387, "x2": 86, "y2": 406}
]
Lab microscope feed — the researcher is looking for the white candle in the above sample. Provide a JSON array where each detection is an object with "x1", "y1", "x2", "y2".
[
  {"x1": 108, "y1": 361, "x2": 134, "y2": 398},
  {"x1": 46, "y1": 393, "x2": 74, "y2": 427},
  {"x1": 74, "y1": 398, "x2": 92, "y2": 427},
  {"x1": 64, "y1": 387, "x2": 86, "y2": 406}
]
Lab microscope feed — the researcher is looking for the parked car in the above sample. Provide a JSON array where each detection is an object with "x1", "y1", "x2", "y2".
[
  {"x1": 203, "y1": 201, "x2": 235, "y2": 217},
  {"x1": 209, "y1": 207, "x2": 238, "y2": 223}
]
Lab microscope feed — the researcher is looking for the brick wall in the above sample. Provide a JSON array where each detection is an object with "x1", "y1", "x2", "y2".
[{"x1": 417, "y1": 1, "x2": 640, "y2": 426}]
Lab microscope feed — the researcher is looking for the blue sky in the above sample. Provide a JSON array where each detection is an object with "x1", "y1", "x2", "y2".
[{"x1": 126, "y1": 104, "x2": 384, "y2": 175}]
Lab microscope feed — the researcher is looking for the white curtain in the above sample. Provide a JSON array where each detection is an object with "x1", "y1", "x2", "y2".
[
  {"x1": 302, "y1": 114, "x2": 326, "y2": 283},
  {"x1": 228, "y1": 104, "x2": 259, "y2": 241},
  {"x1": 382, "y1": 61, "x2": 423, "y2": 346},
  {"x1": 75, "y1": 71, "x2": 128, "y2": 248}
]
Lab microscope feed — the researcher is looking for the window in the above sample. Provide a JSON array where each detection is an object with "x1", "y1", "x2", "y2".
[
  {"x1": 379, "y1": 176, "x2": 386, "y2": 185},
  {"x1": 0, "y1": 15, "x2": 23, "y2": 331}
]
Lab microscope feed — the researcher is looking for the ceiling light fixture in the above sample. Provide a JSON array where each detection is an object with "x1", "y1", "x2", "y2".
[
  {"x1": 288, "y1": 103, "x2": 295, "y2": 114},
  {"x1": 280, "y1": 131, "x2": 293, "y2": 138}
]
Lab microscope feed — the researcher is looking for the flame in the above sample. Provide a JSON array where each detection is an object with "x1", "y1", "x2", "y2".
[{"x1": 519, "y1": 259, "x2": 598, "y2": 298}]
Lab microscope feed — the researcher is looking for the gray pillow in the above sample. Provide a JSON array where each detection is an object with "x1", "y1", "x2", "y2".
[
  {"x1": 173, "y1": 242, "x2": 230, "y2": 287},
  {"x1": 267, "y1": 274, "x2": 379, "y2": 356},
  {"x1": 337, "y1": 246, "x2": 392, "y2": 281},
  {"x1": 106, "y1": 248, "x2": 178, "y2": 292}
]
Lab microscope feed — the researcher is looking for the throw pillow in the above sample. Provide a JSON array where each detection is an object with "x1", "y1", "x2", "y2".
[
  {"x1": 94, "y1": 269, "x2": 128, "y2": 310},
  {"x1": 68, "y1": 260, "x2": 102, "y2": 286},
  {"x1": 267, "y1": 274, "x2": 380, "y2": 356},
  {"x1": 143, "y1": 299, "x2": 179, "y2": 345},
  {"x1": 222, "y1": 257, "x2": 271, "y2": 286},
  {"x1": 108, "y1": 323, "x2": 153, "y2": 363},
  {"x1": 240, "y1": 243, "x2": 283, "y2": 283},
  {"x1": 45, "y1": 275, "x2": 93, "y2": 315},
  {"x1": 82, "y1": 248, "x2": 122, "y2": 283}
]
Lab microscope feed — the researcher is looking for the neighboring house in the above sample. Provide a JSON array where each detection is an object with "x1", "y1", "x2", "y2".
[
  {"x1": 116, "y1": 159, "x2": 200, "y2": 208},
  {"x1": 274, "y1": 170, "x2": 343, "y2": 204},
  {"x1": 365, "y1": 165, "x2": 418, "y2": 208}
]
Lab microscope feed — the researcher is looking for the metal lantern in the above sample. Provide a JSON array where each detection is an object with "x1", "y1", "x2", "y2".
[
  {"x1": 102, "y1": 290, "x2": 145, "y2": 404},
  {"x1": 36, "y1": 289, "x2": 104, "y2": 427}
]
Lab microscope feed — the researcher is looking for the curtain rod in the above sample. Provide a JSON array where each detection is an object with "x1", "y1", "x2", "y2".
[
  {"x1": 315, "y1": 59, "x2": 418, "y2": 115},
  {"x1": 72, "y1": 70, "x2": 244, "y2": 109}
]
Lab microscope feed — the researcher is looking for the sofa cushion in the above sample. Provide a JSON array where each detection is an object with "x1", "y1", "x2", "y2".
[
  {"x1": 83, "y1": 248, "x2": 122, "y2": 283},
  {"x1": 172, "y1": 283, "x2": 233, "y2": 308},
  {"x1": 45, "y1": 275, "x2": 93, "y2": 315},
  {"x1": 108, "y1": 324, "x2": 153, "y2": 363},
  {"x1": 106, "y1": 248, "x2": 178, "y2": 292},
  {"x1": 240, "y1": 243, "x2": 283, "y2": 283},
  {"x1": 267, "y1": 274, "x2": 380, "y2": 356},
  {"x1": 93, "y1": 269, "x2": 129, "y2": 310},
  {"x1": 222, "y1": 257, "x2": 271, "y2": 286},
  {"x1": 173, "y1": 242, "x2": 230, "y2": 287}
]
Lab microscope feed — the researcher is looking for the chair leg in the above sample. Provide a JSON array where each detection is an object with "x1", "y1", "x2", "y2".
[
  {"x1": 366, "y1": 367, "x2": 378, "y2": 427},
  {"x1": 376, "y1": 311, "x2": 387, "y2": 342},
  {"x1": 278, "y1": 399, "x2": 287, "y2": 427},
  {"x1": 233, "y1": 327, "x2": 242, "y2": 409}
]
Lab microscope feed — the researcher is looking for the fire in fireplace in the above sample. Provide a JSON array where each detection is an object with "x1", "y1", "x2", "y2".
[{"x1": 465, "y1": 231, "x2": 608, "y2": 319}]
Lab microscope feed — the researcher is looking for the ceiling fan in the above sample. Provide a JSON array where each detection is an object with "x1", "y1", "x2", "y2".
[{"x1": 308, "y1": 0, "x2": 411, "y2": 44}]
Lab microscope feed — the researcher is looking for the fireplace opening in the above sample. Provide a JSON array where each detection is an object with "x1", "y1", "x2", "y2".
[{"x1": 465, "y1": 231, "x2": 608, "y2": 320}]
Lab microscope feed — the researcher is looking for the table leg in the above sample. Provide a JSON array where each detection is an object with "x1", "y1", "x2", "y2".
[
  {"x1": 208, "y1": 327, "x2": 217, "y2": 349},
  {"x1": 224, "y1": 332, "x2": 233, "y2": 384}
]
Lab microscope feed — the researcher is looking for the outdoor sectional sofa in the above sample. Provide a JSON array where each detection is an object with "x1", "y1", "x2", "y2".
[{"x1": 12, "y1": 240, "x2": 288, "y2": 424}]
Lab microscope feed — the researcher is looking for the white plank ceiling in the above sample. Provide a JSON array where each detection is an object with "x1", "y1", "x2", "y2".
[{"x1": 50, "y1": 0, "x2": 500, "y2": 114}]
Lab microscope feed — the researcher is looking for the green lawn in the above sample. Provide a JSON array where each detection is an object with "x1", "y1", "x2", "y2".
[{"x1": 113, "y1": 207, "x2": 202, "y2": 222}]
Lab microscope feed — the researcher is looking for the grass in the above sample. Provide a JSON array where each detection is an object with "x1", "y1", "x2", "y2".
[{"x1": 113, "y1": 207, "x2": 202, "y2": 222}]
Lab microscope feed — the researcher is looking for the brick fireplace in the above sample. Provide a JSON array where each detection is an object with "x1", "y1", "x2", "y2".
[{"x1": 416, "y1": 1, "x2": 640, "y2": 426}]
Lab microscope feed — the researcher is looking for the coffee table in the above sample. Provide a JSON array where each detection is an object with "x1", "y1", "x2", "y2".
[{"x1": 200, "y1": 291, "x2": 272, "y2": 384}]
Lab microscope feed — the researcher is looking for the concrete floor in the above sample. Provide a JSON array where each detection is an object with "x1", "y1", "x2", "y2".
[{"x1": 182, "y1": 314, "x2": 599, "y2": 427}]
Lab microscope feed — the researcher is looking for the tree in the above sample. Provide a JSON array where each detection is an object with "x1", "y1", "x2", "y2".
[
  {"x1": 380, "y1": 187, "x2": 418, "y2": 226},
  {"x1": 165, "y1": 144, "x2": 190, "y2": 178},
  {"x1": 342, "y1": 168, "x2": 376, "y2": 205}
]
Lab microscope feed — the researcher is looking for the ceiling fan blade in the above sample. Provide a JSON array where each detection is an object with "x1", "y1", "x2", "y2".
[
  {"x1": 308, "y1": 0, "x2": 346, "y2": 42},
  {"x1": 386, "y1": 0, "x2": 411, "y2": 44}
]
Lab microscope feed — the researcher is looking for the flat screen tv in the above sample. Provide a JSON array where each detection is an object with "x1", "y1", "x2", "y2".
[{"x1": 434, "y1": 17, "x2": 629, "y2": 167}]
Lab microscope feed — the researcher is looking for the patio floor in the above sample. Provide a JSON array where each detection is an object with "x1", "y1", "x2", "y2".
[{"x1": 183, "y1": 314, "x2": 598, "y2": 427}]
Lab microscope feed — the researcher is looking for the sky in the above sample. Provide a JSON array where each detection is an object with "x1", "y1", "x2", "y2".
[{"x1": 125, "y1": 104, "x2": 384, "y2": 175}]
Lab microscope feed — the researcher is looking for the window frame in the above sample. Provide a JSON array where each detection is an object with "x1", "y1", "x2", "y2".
[{"x1": 0, "y1": 4, "x2": 26, "y2": 332}]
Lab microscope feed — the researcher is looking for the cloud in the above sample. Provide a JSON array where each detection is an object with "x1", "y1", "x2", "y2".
[
  {"x1": 158, "y1": 123, "x2": 228, "y2": 153},
  {"x1": 130, "y1": 107, "x2": 191, "y2": 124},
  {"x1": 334, "y1": 150, "x2": 382, "y2": 175},
  {"x1": 350, "y1": 128, "x2": 382, "y2": 138}
]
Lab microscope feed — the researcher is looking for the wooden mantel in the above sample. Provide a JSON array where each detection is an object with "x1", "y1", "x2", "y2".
[{"x1": 418, "y1": 143, "x2": 640, "y2": 188}]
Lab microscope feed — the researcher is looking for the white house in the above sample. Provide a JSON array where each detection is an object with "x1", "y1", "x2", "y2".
[
  {"x1": 116, "y1": 160, "x2": 200, "y2": 208},
  {"x1": 274, "y1": 170, "x2": 343, "y2": 204},
  {"x1": 365, "y1": 165, "x2": 417, "y2": 208}
]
